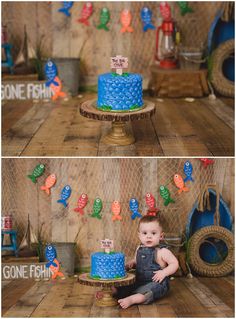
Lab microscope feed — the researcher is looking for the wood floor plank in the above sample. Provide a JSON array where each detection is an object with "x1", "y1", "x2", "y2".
[
  {"x1": 119, "y1": 305, "x2": 141, "y2": 317},
  {"x1": 138, "y1": 303, "x2": 160, "y2": 317}
]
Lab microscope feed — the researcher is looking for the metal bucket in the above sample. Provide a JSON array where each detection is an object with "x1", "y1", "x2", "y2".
[
  {"x1": 179, "y1": 47, "x2": 205, "y2": 70},
  {"x1": 1, "y1": 216, "x2": 13, "y2": 230},
  {"x1": 53, "y1": 242, "x2": 75, "y2": 275},
  {"x1": 53, "y1": 58, "x2": 80, "y2": 96}
]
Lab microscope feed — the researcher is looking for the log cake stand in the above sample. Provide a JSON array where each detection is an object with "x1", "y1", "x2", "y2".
[
  {"x1": 80, "y1": 99, "x2": 155, "y2": 146},
  {"x1": 78, "y1": 272, "x2": 135, "y2": 307}
]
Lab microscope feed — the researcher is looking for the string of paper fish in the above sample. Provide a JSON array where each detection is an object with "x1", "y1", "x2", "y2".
[
  {"x1": 141, "y1": 7, "x2": 155, "y2": 32},
  {"x1": 97, "y1": 8, "x2": 110, "y2": 31},
  {"x1": 57, "y1": 185, "x2": 72, "y2": 207},
  {"x1": 77, "y1": 2, "x2": 93, "y2": 26},
  {"x1": 177, "y1": 2, "x2": 193, "y2": 16},
  {"x1": 58, "y1": 1, "x2": 74, "y2": 17},
  {"x1": 159, "y1": 185, "x2": 175, "y2": 206},
  {"x1": 90, "y1": 198, "x2": 103, "y2": 219},
  {"x1": 173, "y1": 174, "x2": 189, "y2": 194},
  {"x1": 183, "y1": 161, "x2": 194, "y2": 183},
  {"x1": 129, "y1": 198, "x2": 142, "y2": 220},
  {"x1": 27, "y1": 164, "x2": 45, "y2": 183},
  {"x1": 74, "y1": 193, "x2": 88, "y2": 215},
  {"x1": 120, "y1": 9, "x2": 134, "y2": 33},
  {"x1": 41, "y1": 174, "x2": 57, "y2": 195},
  {"x1": 145, "y1": 193, "x2": 160, "y2": 216},
  {"x1": 112, "y1": 201, "x2": 122, "y2": 221},
  {"x1": 199, "y1": 158, "x2": 214, "y2": 168}
]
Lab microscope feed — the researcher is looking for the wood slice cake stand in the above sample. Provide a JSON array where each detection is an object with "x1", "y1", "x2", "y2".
[
  {"x1": 80, "y1": 99, "x2": 156, "y2": 146},
  {"x1": 78, "y1": 272, "x2": 135, "y2": 307}
]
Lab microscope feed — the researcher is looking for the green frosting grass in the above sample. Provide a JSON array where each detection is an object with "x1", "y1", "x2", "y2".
[{"x1": 111, "y1": 72, "x2": 129, "y2": 77}]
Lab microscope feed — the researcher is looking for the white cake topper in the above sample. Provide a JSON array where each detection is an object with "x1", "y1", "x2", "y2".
[
  {"x1": 101, "y1": 239, "x2": 114, "y2": 253},
  {"x1": 110, "y1": 55, "x2": 128, "y2": 75}
]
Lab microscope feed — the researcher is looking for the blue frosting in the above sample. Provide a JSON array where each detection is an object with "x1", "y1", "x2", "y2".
[
  {"x1": 90, "y1": 252, "x2": 126, "y2": 279},
  {"x1": 97, "y1": 73, "x2": 143, "y2": 111}
]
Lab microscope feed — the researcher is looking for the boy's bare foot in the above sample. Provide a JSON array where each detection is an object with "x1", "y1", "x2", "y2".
[{"x1": 118, "y1": 293, "x2": 146, "y2": 309}]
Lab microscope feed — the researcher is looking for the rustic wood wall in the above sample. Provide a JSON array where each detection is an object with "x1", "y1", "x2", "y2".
[
  {"x1": 2, "y1": 158, "x2": 234, "y2": 266},
  {"x1": 2, "y1": 1, "x2": 224, "y2": 86}
]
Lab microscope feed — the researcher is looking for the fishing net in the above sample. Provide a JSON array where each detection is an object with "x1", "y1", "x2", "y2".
[{"x1": 2, "y1": 158, "x2": 233, "y2": 265}]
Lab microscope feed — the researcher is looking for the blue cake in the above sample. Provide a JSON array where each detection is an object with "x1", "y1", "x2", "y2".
[
  {"x1": 90, "y1": 252, "x2": 126, "y2": 280},
  {"x1": 97, "y1": 73, "x2": 143, "y2": 111}
]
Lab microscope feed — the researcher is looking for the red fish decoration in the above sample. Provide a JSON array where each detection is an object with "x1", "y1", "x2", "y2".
[
  {"x1": 112, "y1": 201, "x2": 122, "y2": 221},
  {"x1": 41, "y1": 174, "x2": 57, "y2": 195},
  {"x1": 74, "y1": 193, "x2": 88, "y2": 215},
  {"x1": 120, "y1": 9, "x2": 134, "y2": 33},
  {"x1": 174, "y1": 174, "x2": 189, "y2": 194},
  {"x1": 199, "y1": 158, "x2": 215, "y2": 168},
  {"x1": 50, "y1": 76, "x2": 66, "y2": 101},
  {"x1": 159, "y1": 2, "x2": 172, "y2": 21},
  {"x1": 145, "y1": 193, "x2": 159, "y2": 216},
  {"x1": 77, "y1": 2, "x2": 93, "y2": 26}
]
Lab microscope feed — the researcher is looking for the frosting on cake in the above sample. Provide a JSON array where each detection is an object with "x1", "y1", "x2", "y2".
[
  {"x1": 90, "y1": 252, "x2": 126, "y2": 280},
  {"x1": 97, "y1": 73, "x2": 143, "y2": 111}
]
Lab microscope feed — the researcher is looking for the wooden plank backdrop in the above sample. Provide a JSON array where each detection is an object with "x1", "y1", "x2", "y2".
[
  {"x1": 2, "y1": 2, "x2": 223, "y2": 86},
  {"x1": 2, "y1": 158, "x2": 234, "y2": 266}
]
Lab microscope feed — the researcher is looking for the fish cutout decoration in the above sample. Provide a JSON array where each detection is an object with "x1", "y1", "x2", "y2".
[
  {"x1": 74, "y1": 193, "x2": 88, "y2": 215},
  {"x1": 145, "y1": 193, "x2": 159, "y2": 215},
  {"x1": 159, "y1": 185, "x2": 175, "y2": 206},
  {"x1": 58, "y1": 1, "x2": 74, "y2": 17},
  {"x1": 77, "y1": 2, "x2": 93, "y2": 26},
  {"x1": 120, "y1": 9, "x2": 134, "y2": 33},
  {"x1": 44, "y1": 60, "x2": 59, "y2": 87},
  {"x1": 45, "y1": 244, "x2": 57, "y2": 268},
  {"x1": 41, "y1": 174, "x2": 57, "y2": 195},
  {"x1": 140, "y1": 7, "x2": 155, "y2": 32},
  {"x1": 183, "y1": 161, "x2": 194, "y2": 183},
  {"x1": 50, "y1": 76, "x2": 66, "y2": 101},
  {"x1": 199, "y1": 158, "x2": 215, "y2": 168},
  {"x1": 177, "y1": 2, "x2": 193, "y2": 16},
  {"x1": 129, "y1": 198, "x2": 142, "y2": 220},
  {"x1": 174, "y1": 174, "x2": 189, "y2": 194},
  {"x1": 97, "y1": 8, "x2": 110, "y2": 31},
  {"x1": 90, "y1": 198, "x2": 103, "y2": 219},
  {"x1": 57, "y1": 185, "x2": 72, "y2": 207},
  {"x1": 50, "y1": 259, "x2": 65, "y2": 279},
  {"x1": 159, "y1": 2, "x2": 172, "y2": 20},
  {"x1": 27, "y1": 164, "x2": 45, "y2": 183},
  {"x1": 112, "y1": 201, "x2": 122, "y2": 221}
]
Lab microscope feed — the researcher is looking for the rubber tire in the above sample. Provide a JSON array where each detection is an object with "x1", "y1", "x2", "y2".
[
  {"x1": 211, "y1": 39, "x2": 234, "y2": 97},
  {"x1": 188, "y1": 226, "x2": 234, "y2": 277}
]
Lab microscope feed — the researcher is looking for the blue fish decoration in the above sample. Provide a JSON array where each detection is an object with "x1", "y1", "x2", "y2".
[
  {"x1": 57, "y1": 185, "x2": 72, "y2": 207},
  {"x1": 129, "y1": 198, "x2": 142, "y2": 220},
  {"x1": 183, "y1": 161, "x2": 194, "y2": 183},
  {"x1": 141, "y1": 7, "x2": 155, "y2": 32},
  {"x1": 44, "y1": 60, "x2": 59, "y2": 87},
  {"x1": 58, "y1": 1, "x2": 74, "y2": 17},
  {"x1": 45, "y1": 244, "x2": 57, "y2": 268}
]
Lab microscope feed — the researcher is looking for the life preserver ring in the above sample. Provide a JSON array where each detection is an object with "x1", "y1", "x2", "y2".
[
  {"x1": 211, "y1": 39, "x2": 234, "y2": 97},
  {"x1": 188, "y1": 225, "x2": 234, "y2": 277}
]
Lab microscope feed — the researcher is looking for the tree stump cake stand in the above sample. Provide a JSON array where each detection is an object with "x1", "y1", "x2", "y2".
[
  {"x1": 78, "y1": 272, "x2": 135, "y2": 307},
  {"x1": 80, "y1": 99, "x2": 156, "y2": 146}
]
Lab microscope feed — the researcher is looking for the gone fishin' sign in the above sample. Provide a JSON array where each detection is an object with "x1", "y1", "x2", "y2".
[
  {"x1": 2, "y1": 264, "x2": 53, "y2": 279},
  {"x1": 1, "y1": 82, "x2": 53, "y2": 100}
]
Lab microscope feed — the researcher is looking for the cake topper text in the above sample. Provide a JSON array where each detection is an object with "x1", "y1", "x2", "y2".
[
  {"x1": 101, "y1": 239, "x2": 114, "y2": 253},
  {"x1": 110, "y1": 55, "x2": 128, "y2": 75}
]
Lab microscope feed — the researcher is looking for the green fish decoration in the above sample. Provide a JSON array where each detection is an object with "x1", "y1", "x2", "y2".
[
  {"x1": 177, "y1": 2, "x2": 193, "y2": 16},
  {"x1": 27, "y1": 164, "x2": 45, "y2": 183},
  {"x1": 97, "y1": 8, "x2": 110, "y2": 31},
  {"x1": 159, "y1": 185, "x2": 175, "y2": 206},
  {"x1": 90, "y1": 198, "x2": 103, "y2": 219}
]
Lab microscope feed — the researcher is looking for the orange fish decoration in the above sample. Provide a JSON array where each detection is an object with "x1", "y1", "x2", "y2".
[
  {"x1": 174, "y1": 174, "x2": 189, "y2": 194},
  {"x1": 120, "y1": 9, "x2": 134, "y2": 33},
  {"x1": 49, "y1": 259, "x2": 65, "y2": 280},
  {"x1": 41, "y1": 174, "x2": 57, "y2": 195},
  {"x1": 50, "y1": 76, "x2": 66, "y2": 101},
  {"x1": 112, "y1": 201, "x2": 122, "y2": 221},
  {"x1": 145, "y1": 193, "x2": 159, "y2": 216},
  {"x1": 74, "y1": 193, "x2": 88, "y2": 215},
  {"x1": 77, "y1": 2, "x2": 93, "y2": 26}
]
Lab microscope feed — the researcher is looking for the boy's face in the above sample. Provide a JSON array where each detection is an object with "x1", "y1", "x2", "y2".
[{"x1": 138, "y1": 221, "x2": 164, "y2": 247}]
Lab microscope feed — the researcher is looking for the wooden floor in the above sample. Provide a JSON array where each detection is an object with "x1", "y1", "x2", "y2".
[
  {"x1": 2, "y1": 94, "x2": 234, "y2": 157},
  {"x1": 2, "y1": 276, "x2": 234, "y2": 317}
]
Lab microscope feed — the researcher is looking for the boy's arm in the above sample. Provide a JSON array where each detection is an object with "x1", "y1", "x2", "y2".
[
  {"x1": 158, "y1": 248, "x2": 179, "y2": 277},
  {"x1": 126, "y1": 246, "x2": 138, "y2": 269}
]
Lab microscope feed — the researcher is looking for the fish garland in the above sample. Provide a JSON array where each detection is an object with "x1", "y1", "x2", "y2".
[
  {"x1": 183, "y1": 161, "x2": 194, "y2": 183},
  {"x1": 159, "y1": 2, "x2": 172, "y2": 21},
  {"x1": 41, "y1": 174, "x2": 57, "y2": 195},
  {"x1": 27, "y1": 164, "x2": 45, "y2": 184},
  {"x1": 77, "y1": 2, "x2": 93, "y2": 26},
  {"x1": 112, "y1": 201, "x2": 122, "y2": 221},
  {"x1": 173, "y1": 174, "x2": 189, "y2": 194},
  {"x1": 177, "y1": 2, "x2": 193, "y2": 16},
  {"x1": 74, "y1": 193, "x2": 88, "y2": 215},
  {"x1": 120, "y1": 9, "x2": 134, "y2": 33},
  {"x1": 145, "y1": 193, "x2": 159, "y2": 216},
  {"x1": 140, "y1": 7, "x2": 155, "y2": 32},
  {"x1": 199, "y1": 158, "x2": 214, "y2": 168},
  {"x1": 97, "y1": 8, "x2": 110, "y2": 31},
  {"x1": 57, "y1": 185, "x2": 72, "y2": 207},
  {"x1": 129, "y1": 198, "x2": 142, "y2": 220},
  {"x1": 90, "y1": 198, "x2": 103, "y2": 219},
  {"x1": 58, "y1": 1, "x2": 74, "y2": 17},
  {"x1": 159, "y1": 185, "x2": 175, "y2": 206},
  {"x1": 44, "y1": 60, "x2": 59, "y2": 87}
]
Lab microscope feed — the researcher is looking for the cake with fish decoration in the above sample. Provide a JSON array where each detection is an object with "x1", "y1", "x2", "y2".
[
  {"x1": 97, "y1": 56, "x2": 143, "y2": 112},
  {"x1": 90, "y1": 239, "x2": 126, "y2": 280}
]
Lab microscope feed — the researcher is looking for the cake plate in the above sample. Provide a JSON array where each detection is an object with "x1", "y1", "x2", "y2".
[
  {"x1": 80, "y1": 99, "x2": 156, "y2": 146},
  {"x1": 78, "y1": 272, "x2": 135, "y2": 307}
]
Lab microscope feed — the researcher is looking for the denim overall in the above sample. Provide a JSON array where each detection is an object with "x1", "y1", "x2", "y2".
[{"x1": 116, "y1": 246, "x2": 170, "y2": 304}]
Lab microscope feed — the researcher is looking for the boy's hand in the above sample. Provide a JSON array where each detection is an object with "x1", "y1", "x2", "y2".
[
  {"x1": 125, "y1": 260, "x2": 135, "y2": 270},
  {"x1": 152, "y1": 270, "x2": 166, "y2": 283}
]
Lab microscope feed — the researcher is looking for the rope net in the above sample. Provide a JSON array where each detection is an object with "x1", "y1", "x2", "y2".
[{"x1": 2, "y1": 158, "x2": 232, "y2": 264}]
